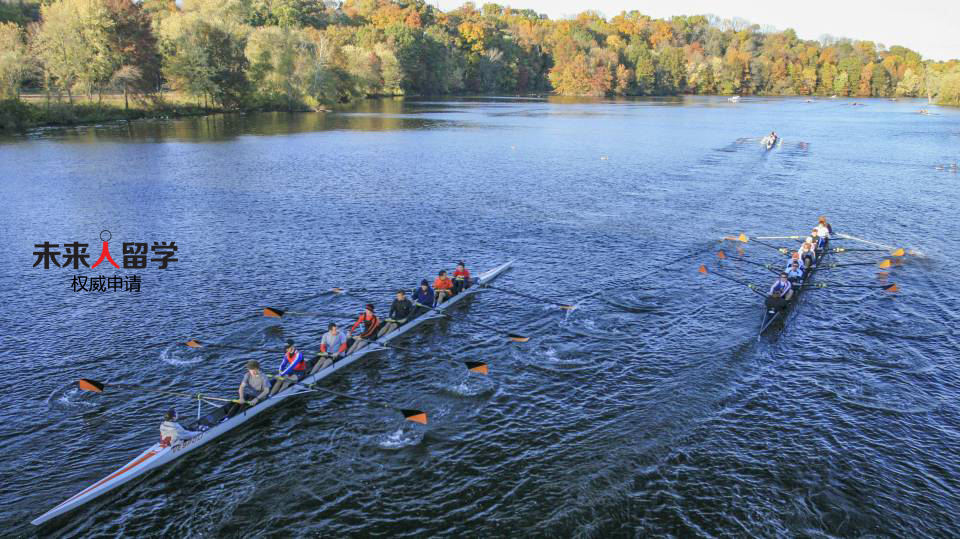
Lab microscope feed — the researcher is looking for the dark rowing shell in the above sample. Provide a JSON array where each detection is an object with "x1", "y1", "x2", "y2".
[{"x1": 759, "y1": 238, "x2": 828, "y2": 335}]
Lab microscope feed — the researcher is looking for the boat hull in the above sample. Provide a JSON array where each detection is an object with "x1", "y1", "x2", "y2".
[{"x1": 759, "y1": 240, "x2": 827, "y2": 335}]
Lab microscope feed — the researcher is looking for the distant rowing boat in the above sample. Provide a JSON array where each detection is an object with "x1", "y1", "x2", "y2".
[
  {"x1": 32, "y1": 261, "x2": 514, "y2": 526},
  {"x1": 762, "y1": 134, "x2": 778, "y2": 150}
]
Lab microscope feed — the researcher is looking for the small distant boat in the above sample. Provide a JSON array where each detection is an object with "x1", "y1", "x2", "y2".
[
  {"x1": 728, "y1": 96, "x2": 740, "y2": 103},
  {"x1": 761, "y1": 134, "x2": 778, "y2": 150},
  {"x1": 830, "y1": 95, "x2": 838, "y2": 99}
]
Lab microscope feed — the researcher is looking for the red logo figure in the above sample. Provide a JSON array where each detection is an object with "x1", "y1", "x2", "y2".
[{"x1": 91, "y1": 230, "x2": 119, "y2": 269}]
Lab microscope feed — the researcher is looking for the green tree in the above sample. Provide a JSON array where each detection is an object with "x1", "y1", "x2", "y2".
[{"x1": 0, "y1": 22, "x2": 29, "y2": 99}]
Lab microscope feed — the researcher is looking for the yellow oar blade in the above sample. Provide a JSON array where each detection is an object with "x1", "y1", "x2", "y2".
[
  {"x1": 738, "y1": 233, "x2": 749, "y2": 243},
  {"x1": 877, "y1": 259, "x2": 892, "y2": 269},
  {"x1": 890, "y1": 248, "x2": 905, "y2": 257},
  {"x1": 560, "y1": 304, "x2": 576, "y2": 311}
]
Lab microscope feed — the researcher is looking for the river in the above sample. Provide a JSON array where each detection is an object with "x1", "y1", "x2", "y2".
[{"x1": 1, "y1": 96, "x2": 958, "y2": 537}]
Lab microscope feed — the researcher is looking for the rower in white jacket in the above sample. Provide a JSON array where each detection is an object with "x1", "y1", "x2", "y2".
[{"x1": 159, "y1": 410, "x2": 201, "y2": 446}]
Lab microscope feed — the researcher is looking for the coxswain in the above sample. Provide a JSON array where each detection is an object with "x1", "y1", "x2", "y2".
[
  {"x1": 159, "y1": 409, "x2": 200, "y2": 446},
  {"x1": 378, "y1": 290, "x2": 414, "y2": 337},
  {"x1": 225, "y1": 360, "x2": 271, "y2": 417},
  {"x1": 766, "y1": 272, "x2": 793, "y2": 310},
  {"x1": 346, "y1": 303, "x2": 380, "y2": 354},
  {"x1": 412, "y1": 279, "x2": 435, "y2": 309},
  {"x1": 785, "y1": 261, "x2": 804, "y2": 282},
  {"x1": 270, "y1": 340, "x2": 306, "y2": 395},
  {"x1": 816, "y1": 216, "x2": 833, "y2": 237},
  {"x1": 452, "y1": 261, "x2": 472, "y2": 295},
  {"x1": 434, "y1": 270, "x2": 454, "y2": 304},
  {"x1": 797, "y1": 239, "x2": 816, "y2": 268},
  {"x1": 313, "y1": 322, "x2": 347, "y2": 374}
]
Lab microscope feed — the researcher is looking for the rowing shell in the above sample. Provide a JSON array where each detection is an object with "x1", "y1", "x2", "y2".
[
  {"x1": 32, "y1": 260, "x2": 514, "y2": 526},
  {"x1": 759, "y1": 240, "x2": 828, "y2": 335}
]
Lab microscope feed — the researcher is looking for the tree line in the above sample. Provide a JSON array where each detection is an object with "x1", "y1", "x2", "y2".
[{"x1": 1, "y1": 0, "x2": 959, "y2": 111}]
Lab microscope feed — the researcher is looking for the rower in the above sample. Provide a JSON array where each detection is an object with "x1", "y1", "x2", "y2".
[
  {"x1": 434, "y1": 270, "x2": 454, "y2": 304},
  {"x1": 785, "y1": 261, "x2": 804, "y2": 282},
  {"x1": 797, "y1": 239, "x2": 816, "y2": 269},
  {"x1": 313, "y1": 322, "x2": 346, "y2": 374},
  {"x1": 378, "y1": 289, "x2": 414, "y2": 337},
  {"x1": 412, "y1": 279, "x2": 435, "y2": 309},
  {"x1": 816, "y1": 216, "x2": 833, "y2": 237},
  {"x1": 452, "y1": 261, "x2": 472, "y2": 295},
  {"x1": 159, "y1": 409, "x2": 200, "y2": 446},
  {"x1": 810, "y1": 228, "x2": 826, "y2": 249},
  {"x1": 270, "y1": 340, "x2": 307, "y2": 395},
  {"x1": 766, "y1": 272, "x2": 793, "y2": 310},
  {"x1": 346, "y1": 303, "x2": 380, "y2": 354},
  {"x1": 225, "y1": 360, "x2": 271, "y2": 417},
  {"x1": 785, "y1": 251, "x2": 802, "y2": 271}
]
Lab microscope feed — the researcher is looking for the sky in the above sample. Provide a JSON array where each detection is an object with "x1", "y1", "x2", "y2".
[{"x1": 433, "y1": 1, "x2": 960, "y2": 61}]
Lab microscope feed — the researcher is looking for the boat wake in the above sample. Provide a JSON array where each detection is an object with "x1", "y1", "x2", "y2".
[
  {"x1": 440, "y1": 374, "x2": 495, "y2": 397},
  {"x1": 376, "y1": 425, "x2": 425, "y2": 449},
  {"x1": 47, "y1": 383, "x2": 99, "y2": 412},
  {"x1": 158, "y1": 343, "x2": 204, "y2": 366}
]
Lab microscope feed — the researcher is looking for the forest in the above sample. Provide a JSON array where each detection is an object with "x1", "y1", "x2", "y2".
[{"x1": 1, "y1": 0, "x2": 959, "y2": 117}]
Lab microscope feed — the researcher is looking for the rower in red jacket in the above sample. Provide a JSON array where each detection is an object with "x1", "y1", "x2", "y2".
[
  {"x1": 270, "y1": 340, "x2": 306, "y2": 395},
  {"x1": 452, "y1": 261, "x2": 471, "y2": 295},
  {"x1": 346, "y1": 303, "x2": 380, "y2": 355}
]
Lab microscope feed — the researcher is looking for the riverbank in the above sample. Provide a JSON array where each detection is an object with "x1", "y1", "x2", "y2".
[{"x1": 0, "y1": 99, "x2": 221, "y2": 132}]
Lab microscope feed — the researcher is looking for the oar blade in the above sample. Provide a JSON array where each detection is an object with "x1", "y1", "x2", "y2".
[
  {"x1": 560, "y1": 304, "x2": 576, "y2": 311},
  {"x1": 184, "y1": 339, "x2": 202, "y2": 348},
  {"x1": 738, "y1": 233, "x2": 749, "y2": 243},
  {"x1": 401, "y1": 409, "x2": 428, "y2": 425},
  {"x1": 465, "y1": 361, "x2": 489, "y2": 375},
  {"x1": 331, "y1": 287, "x2": 345, "y2": 294},
  {"x1": 877, "y1": 259, "x2": 892, "y2": 269},
  {"x1": 263, "y1": 307, "x2": 285, "y2": 318},
  {"x1": 890, "y1": 248, "x2": 905, "y2": 257},
  {"x1": 716, "y1": 250, "x2": 727, "y2": 260},
  {"x1": 698, "y1": 264, "x2": 708, "y2": 274},
  {"x1": 77, "y1": 379, "x2": 105, "y2": 393},
  {"x1": 884, "y1": 283, "x2": 899, "y2": 292},
  {"x1": 508, "y1": 334, "x2": 530, "y2": 343}
]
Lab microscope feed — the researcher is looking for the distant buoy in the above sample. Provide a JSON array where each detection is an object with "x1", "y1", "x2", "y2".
[{"x1": 600, "y1": 155, "x2": 609, "y2": 160}]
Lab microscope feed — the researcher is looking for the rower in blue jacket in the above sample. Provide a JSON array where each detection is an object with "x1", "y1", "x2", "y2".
[{"x1": 411, "y1": 279, "x2": 435, "y2": 309}]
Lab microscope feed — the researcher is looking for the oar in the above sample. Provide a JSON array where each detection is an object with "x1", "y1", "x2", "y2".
[
  {"x1": 183, "y1": 339, "x2": 284, "y2": 353},
  {"x1": 413, "y1": 301, "x2": 529, "y2": 342},
  {"x1": 483, "y1": 284, "x2": 575, "y2": 310},
  {"x1": 716, "y1": 250, "x2": 780, "y2": 274},
  {"x1": 262, "y1": 307, "x2": 356, "y2": 319},
  {"x1": 698, "y1": 264, "x2": 767, "y2": 297},
  {"x1": 268, "y1": 375, "x2": 428, "y2": 424},
  {"x1": 801, "y1": 282, "x2": 899, "y2": 292},
  {"x1": 730, "y1": 233, "x2": 791, "y2": 254},
  {"x1": 76, "y1": 378, "x2": 240, "y2": 403},
  {"x1": 820, "y1": 260, "x2": 893, "y2": 270},
  {"x1": 353, "y1": 337, "x2": 489, "y2": 374},
  {"x1": 831, "y1": 247, "x2": 905, "y2": 256}
]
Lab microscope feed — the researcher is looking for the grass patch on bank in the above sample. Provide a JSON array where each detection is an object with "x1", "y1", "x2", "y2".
[{"x1": 0, "y1": 98, "x2": 220, "y2": 132}]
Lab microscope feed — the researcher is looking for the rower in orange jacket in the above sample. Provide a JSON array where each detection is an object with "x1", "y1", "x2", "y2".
[{"x1": 434, "y1": 270, "x2": 454, "y2": 304}]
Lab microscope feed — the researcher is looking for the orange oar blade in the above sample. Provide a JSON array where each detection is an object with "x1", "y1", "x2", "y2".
[
  {"x1": 77, "y1": 379, "x2": 104, "y2": 393},
  {"x1": 402, "y1": 409, "x2": 428, "y2": 425},
  {"x1": 716, "y1": 250, "x2": 727, "y2": 259},
  {"x1": 560, "y1": 304, "x2": 576, "y2": 311},
  {"x1": 184, "y1": 339, "x2": 202, "y2": 348},
  {"x1": 738, "y1": 233, "x2": 749, "y2": 243},
  {"x1": 698, "y1": 264, "x2": 708, "y2": 274},
  {"x1": 263, "y1": 307, "x2": 284, "y2": 318},
  {"x1": 884, "y1": 283, "x2": 899, "y2": 293},
  {"x1": 890, "y1": 248, "x2": 905, "y2": 257},
  {"x1": 877, "y1": 259, "x2": 892, "y2": 269},
  {"x1": 465, "y1": 361, "x2": 489, "y2": 375},
  {"x1": 331, "y1": 288, "x2": 345, "y2": 294},
  {"x1": 508, "y1": 334, "x2": 530, "y2": 343}
]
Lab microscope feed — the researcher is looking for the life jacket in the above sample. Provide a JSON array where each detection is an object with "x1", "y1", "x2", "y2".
[{"x1": 434, "y1": 276, "x2": 453, "y2": 291}]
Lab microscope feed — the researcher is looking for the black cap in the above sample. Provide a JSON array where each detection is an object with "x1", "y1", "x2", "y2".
[
  {"x1": 421, "y1": 279, "x2": 429, "y2": 286},
  {"x1": 164, "y1": 409, "x2": 177, "y2": 421},
  {"x1": 285, "y1": 339, "x2": 295, "y2": 348},
  {"x1": 365, "y1": 303, "x2": 375, "y2": 311}
]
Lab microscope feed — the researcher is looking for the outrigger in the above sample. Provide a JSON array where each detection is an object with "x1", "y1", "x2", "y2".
[{"x1": 32, "y1": 261, "x2": 514, "y2": 526}]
